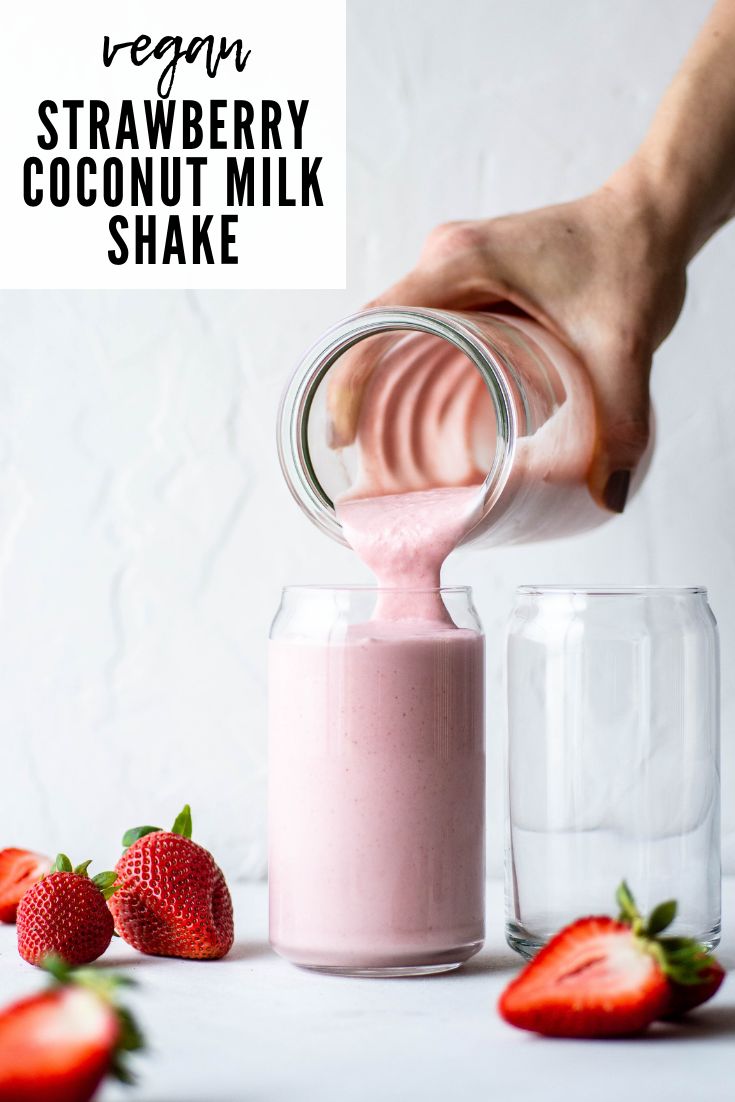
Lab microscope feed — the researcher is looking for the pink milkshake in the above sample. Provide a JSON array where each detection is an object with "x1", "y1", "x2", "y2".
[{"x1": 269, "y1": 599, "x2": 485, "y2": 973}]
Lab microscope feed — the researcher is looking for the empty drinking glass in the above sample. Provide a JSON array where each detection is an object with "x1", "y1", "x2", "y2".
[{"x1": 506, "y1": 585, "x2": 720, "y2": 959}]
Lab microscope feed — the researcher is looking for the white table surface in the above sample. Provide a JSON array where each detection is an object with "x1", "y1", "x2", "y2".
[{"x1": 0, "y1": 880, "x2": 733, "y2": 1102}]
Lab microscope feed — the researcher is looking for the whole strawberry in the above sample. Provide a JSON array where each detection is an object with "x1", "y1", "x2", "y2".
[
  {"x1": 499, "y1": 882, "x2": 725, "y2": 1038},
  {"x1": 109, "y1": 805, "x2": 234, "y2": 960},
  {"x1": 17, "y1": 856, "x2": 117, "y2": 967},
  {"x1": 0, "y1": 957, "x2": 143, "y2": 1102},
  {"x1": 0, "y1": 849, "x2": 51, "y2": 924}
]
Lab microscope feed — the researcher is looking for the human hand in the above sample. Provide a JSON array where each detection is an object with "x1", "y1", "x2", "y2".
[{"x1": 329, "y1": 172, "x2": 688, "y2": 512}]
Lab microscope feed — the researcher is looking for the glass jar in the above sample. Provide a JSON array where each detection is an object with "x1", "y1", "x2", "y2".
[
  {"x1": 278, "y1": 307, "x2": 619, "y2": 548},
  {"x1": 506, "y1": 585, "x2": 721, "y2": 959},
  {"x1": 268, "y1": 585, "x2": 485, "y2": 976}
]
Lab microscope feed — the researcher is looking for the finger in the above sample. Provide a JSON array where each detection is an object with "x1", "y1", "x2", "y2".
[
  {"x1": 328, "y1": 248, "x2": 504, "y2": 447},
  {"x1": 586, "y1": 353, "x2": 652, "y2": 513},
  {"x1": 326, "y1": 332, "x2": 394, "y2": 447},
  {"x1": 368, "y1": 247, "x2": 505, "y2": 311}
]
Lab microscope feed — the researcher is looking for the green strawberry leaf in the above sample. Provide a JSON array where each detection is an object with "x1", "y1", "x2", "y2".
[
  {"x1": 92, "y1": 871, "x2": 118, "y2": 890},
  {"x1": 111, "y1": 1061, "x2": 137, "y2": 1086},
  {"x1": 665, "y1": 944, "x2": 702, "y2": 962},
  {"x1": 615, "y1": 884, "x2": 721, "y2": 989},
  {"x1": 658, "y1": 936, "x2": 694, "y2": 952},
  {"x1": 92, "y1": 871, "x2": 120, "y2": 899},
  {"x1": 41, "y1": 954, "x2": 72, "y2": 983},
  {"x1": 117, "y1": 1005, "x2": 146, "y2": 1053},
  {"x1": 122, "y1": 825, "x2": 161, "y2": 848},
  {"x1": 171, "y1": 804, "x2": 192, "y2": 839},
  {"x1": 616, "y1": 880, "x2": 640, "y2": 926},
  {"x1": 52, "y1": 853, "x2": 73, "y2": 874},
  {"x1": 646, "y1": 899, "x2": 677, "y2": 937},
  {"x1": 664, "y1": 959, "x2": 709, "y2": 985},
  {"x1": 74, "y1": 860, "x2": 92, "y2": 877}
]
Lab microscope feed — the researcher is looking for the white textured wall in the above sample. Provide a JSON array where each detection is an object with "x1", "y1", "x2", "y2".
[{"x1": 1, "y1": 0, "x2": 732, "y2": 879}]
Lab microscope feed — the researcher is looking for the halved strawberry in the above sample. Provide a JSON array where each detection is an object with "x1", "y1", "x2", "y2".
[
  {"x1": 0, "y1": 957, "x2": 143, "y2": 1102},
  {"x1": 0, "y1": 849, "x2": 51, "y2": 924},
  {"x1": 499, "y1": 882, "x2": 725, "y2": 1038},
  {"x1": 499, "y1": 915, "x2": 670, "y2": 1037}
]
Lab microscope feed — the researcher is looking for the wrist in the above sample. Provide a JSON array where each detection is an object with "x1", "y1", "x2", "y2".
[{"x1": 603, "y1": 154, "x2": 700, "y2": 265}]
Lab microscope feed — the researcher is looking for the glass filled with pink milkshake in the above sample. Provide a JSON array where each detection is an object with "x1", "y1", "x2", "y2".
[{"x1": 269, "y1": 585, "x2": 485, "y2": 976}]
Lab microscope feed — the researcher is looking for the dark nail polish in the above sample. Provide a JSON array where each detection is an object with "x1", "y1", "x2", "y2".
[{"x1": 604, "y1": 469, "x2": 631, "y2": 514}]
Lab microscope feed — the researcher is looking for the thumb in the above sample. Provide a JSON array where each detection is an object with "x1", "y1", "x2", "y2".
[
  {"x1": 327, "y1": 266, "x2": 452, "y2": 448},
  {"x1": 368, "y1": 226, "x2": 504, "y2": 310},
  {"x1": 586, "y1": 357, "x2": 652, "y2": 513}
]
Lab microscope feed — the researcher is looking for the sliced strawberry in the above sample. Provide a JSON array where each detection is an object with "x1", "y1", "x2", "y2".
[
  {"x1": 500, "y1": 882, "x2": 726, "y2": 1038},
  {"x1": 499, "y1": 916, "x2": 670, "y2": 1037},
  {"x1": 0, "y1": 849, "x2": 51, "y2": 924},
  {"x1": 0, "y1": 959, "x2": 143, "y2": 1102},
  {"x1": 0, "y1": 986, "x2": 116, "y2": 1102}
]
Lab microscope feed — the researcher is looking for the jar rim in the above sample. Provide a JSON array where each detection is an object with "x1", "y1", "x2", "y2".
[
  {"x1": 516, "y1": 584, "x2": 707, "y2": 597},
  {"x1": 276, "y1": 306, "x2": 519, "y2": 547},
  {"x1": 281, "y1": 583, "x2": 474, "y2": 595}
]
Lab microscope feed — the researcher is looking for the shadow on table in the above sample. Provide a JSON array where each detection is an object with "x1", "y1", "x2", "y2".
[
  {"x1": 97, "y1": 940, "x2": 273, "y2": 967},
  {"x1": 460, "y1": 948, "x2": 520, "y2": 976},
  {"x1": 401, "y1": 947, "x2": 520, "y2": 981},
  {"x1": 91, "y1": 952, "x2": 168, "y2": 969},
  {"x1": 225, "y1": 939, "x2": 273, "y2": 963},
  {"x1": 582, "y1": 1004, "x2": 735, "y2": 1044},
  {"x1": 133, "y1": 1096, "x2": 262, "y2": 1102},
  {"x1": 654, "y1": 1004, "x2": 735, "y2": 1041}
]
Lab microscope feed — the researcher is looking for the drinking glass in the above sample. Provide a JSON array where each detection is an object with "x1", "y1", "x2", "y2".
[
  {"x1": 506, "y1": 585, "x2": 720, "y2": 959},
  {"x1": 269, "y1": 585, "x2": 485, "y2": 977}
]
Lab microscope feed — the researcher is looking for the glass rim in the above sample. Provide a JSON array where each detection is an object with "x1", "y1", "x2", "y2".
[
  {"x1": 281, "y1": 583, "x2": 473, "y2": 595},
  {"x1": 516, "y1": 584, "x2": 707, "y2": 597}
]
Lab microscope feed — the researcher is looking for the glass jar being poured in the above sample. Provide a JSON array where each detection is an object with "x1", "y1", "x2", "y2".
[{"x1": 278, "y1": 307, "x2": 627, "y2": 593}]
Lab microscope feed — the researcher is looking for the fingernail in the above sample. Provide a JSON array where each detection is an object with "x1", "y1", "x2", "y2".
[{"x1": 604, "y1": 469, "x2": 631, "y2": 513}]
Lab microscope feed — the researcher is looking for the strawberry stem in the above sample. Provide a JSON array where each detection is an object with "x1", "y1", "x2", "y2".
[{"x1": 615, "y1": 880, "x2": 640, "y2": 925}]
